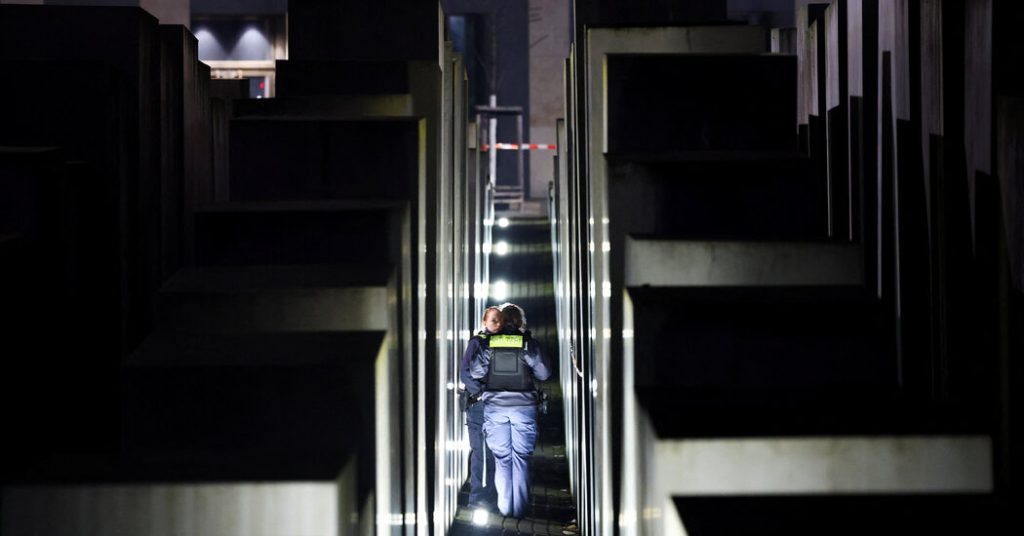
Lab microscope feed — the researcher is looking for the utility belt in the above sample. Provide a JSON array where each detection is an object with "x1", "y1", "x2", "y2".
[
  {"x1": 460, "y1": 387, "x2": 550, "y2": 415},
  {"x1": 458, "y1": 389, "x2": 480, "y2": 412}
]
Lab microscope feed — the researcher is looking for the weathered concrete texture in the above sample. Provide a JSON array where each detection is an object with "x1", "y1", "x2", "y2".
[
  {"x1": 805, "y1": 17, "x2": 820, "y2": 121},
  {"x1": 796, "y1": 5, "x2": 808, "y2": 125},
  {"x1": 897, "y1": 1, "x2": 916, "y2": 122},
  {"x1": 155, "y1": 272, "x2": 390, "y2": 332},
  {"x1": 140, "y1": 0, "x2": 189, "y2": 25},
  {"x1": 847, "y1": 0, "x2": 863, "y2": 97},
  {"x1": 625, "y1": 238, "x2": 863, "y2": 287},
  {"x1": 825, "y1": 3, "x2": 840, "y2": 111},
  {"x1": 770, "y1": 27, "x2": 796, "y2": 54},
  {"x1": 879, "y1": 0, "x2": 912, "y2": 122},
  {"x1": 2, "y1": 481, "x2": 350, "y2": 536},
  {"x1": 651, "y1": 436, "x2": 992, "y2": 494}
]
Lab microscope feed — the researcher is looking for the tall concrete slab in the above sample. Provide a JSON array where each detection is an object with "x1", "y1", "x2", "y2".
[
  {"x1": 0, "y1": 5, "x2": 163, "y2": 355},
  {"x1": 288, "y1": 0, "x2": 442, "y2": 63}
]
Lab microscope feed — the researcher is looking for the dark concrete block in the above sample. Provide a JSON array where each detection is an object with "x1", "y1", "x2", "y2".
[
  {"x1": 0, "y1": 150, "x2": 124, "y2": 465},
  {"x1": 193, "y1": 201, "x2": 405, "y2": 267},
  {"x1": 288, "y1": 0, "x2": 441, "y2": 62},
  {"x1": 229, "y1": 118, "x2": 422, "y2": 202},
  {"x1": 232, "y1": 94, "x2": 415, "y2": 118},
  {"x1": 276, "y1": 60, "x2": 411, "y2": 97},
  {"x1": 209, "y1": 78, "x2": 250, "y2": 101},
  {"x1": 324, "y1": 120, "x2": 422, "y2": 199},
  {"x1": 994, "y1": 1, "x2": 1024, "y2": 98},
  {"x1": 997, "y1": 97, "x2": 1024, "y2": 293},
  {"x1": 673, "y1": 495, "x2": 1009, "y2": 536},
  {"x1": 827, "y1": 104, "x2": 851, "y2": 239},
  {"x1": 228, "y1": 119, "x2": 325, "y2": 199},
  {"x1": 0, "y1": 6, "x2": 162, "y2": 188},
  {"x1": 120, "y1": 331, "x2": 382, "y2": 480},
  {"x1": 626, "y1": 285, "x2": 973, "y2": 437},
  {"x1": 211, "y1": 96, "x2": 234, "y2": 203},
  {"x1": 0, "y1": 61, "x2": 123, "y2": 171},
  {"x1": 160, "y1": 25, "x2": 213, "y2": 278},
  {"x1": 771, "y1": 27, "x2": 797, "y2": 54},
  {"x1": 0, "y1": 5, "x2": 164, "y2": 355},
  {"x1": 152, "y1": 265, "x2": 392, "y2": 333},
  {"x1": 0, "y1": 6, "x2": 159, "y2": 75},
  {"x1": 0, "y1": 149, "x2": 65, "y2": 357},
  {"x1": 0, "y1": 147, "x2": 66, "y2": 240},
  {"x1": 632, "y1": 286, "x2": 895, "y2": 392},
  {"x1": 607, "y1": 156, "x2": 827, "y2": 240},
  {"x1": 0, "y1": 148, "x2": 121, "y2": 337},
  {"x1": 575, "y1": 0, "x2": 726, "y2": 27},
  {"x1": 605, "y1": 54, "x2": 798, "y2": 154}
]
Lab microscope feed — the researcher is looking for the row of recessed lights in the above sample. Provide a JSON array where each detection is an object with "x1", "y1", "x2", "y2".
[{"x1": 483, "y1": 241, "x2": 509, "y2": 256}]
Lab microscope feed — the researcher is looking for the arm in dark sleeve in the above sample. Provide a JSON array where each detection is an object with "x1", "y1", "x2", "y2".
[
  {"x1": 469, "y1": 345, "x2": 491, "y2": 381},
  {"x1": 523, "y1": 338, "x2": 551, "y2": 381},
  {"x1": 460, "y1": 339, "x2": 484, "y2": 395}
]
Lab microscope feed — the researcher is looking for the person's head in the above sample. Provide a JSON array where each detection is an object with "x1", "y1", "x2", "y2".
[
  {"x1": 499, "y1": 303, "x2": 526, "y2": 330},
  {"x1": 482, "y1": 306, "x2": 504, "y2": 333}
]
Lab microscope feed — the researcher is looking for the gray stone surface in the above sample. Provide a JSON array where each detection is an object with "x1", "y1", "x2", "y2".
[
  {"x1": 625, "y1": 238, "x2": 863, "y2": 287},
  {"x1": 3, "y1": 481, "x2": 352, "y2": 536},
  {"x1": 155, "y1": 266, "x2": 390, "y2": 332}
]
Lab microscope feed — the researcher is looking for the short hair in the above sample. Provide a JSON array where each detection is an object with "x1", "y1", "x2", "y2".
[{"x1": 498, "y1": 302, "x2": 526, "y2": 329}]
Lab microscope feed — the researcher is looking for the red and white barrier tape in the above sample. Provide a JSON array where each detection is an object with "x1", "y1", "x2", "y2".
[{"x1": 481, "y1": 143, "x2": 557, "y2": 152}]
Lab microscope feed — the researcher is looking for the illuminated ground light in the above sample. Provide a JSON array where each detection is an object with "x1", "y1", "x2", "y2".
[
  {"x1": 494, "y1": 241, "x2": 510, "y2": 256},
  {"x1": 472, "y1": 508, "x2": 489, "y2": 526},
  {"x1": 490, "y1": 280, "x2": 509, "y2": 301},
  {"x1": 497, "y1": 217, "x2": 510, "y2": 228}
]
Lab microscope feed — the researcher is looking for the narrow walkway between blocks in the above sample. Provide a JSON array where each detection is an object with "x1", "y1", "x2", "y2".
[{"x1": 451, "y1": 216, "x2": 578, "y2": 536}]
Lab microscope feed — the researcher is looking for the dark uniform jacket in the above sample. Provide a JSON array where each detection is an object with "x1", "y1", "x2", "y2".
[
  {"x1": 468, "y1": 324, "x2": 551, "y2": 407},
  {"x1": 459, "y1": 331, "x2": 491, "y2": 400}
]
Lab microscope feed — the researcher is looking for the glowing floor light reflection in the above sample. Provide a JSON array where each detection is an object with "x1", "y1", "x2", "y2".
[
  {"x1": 494, "y1": 241, "x2": 509, "y2": 256},
  {"x1": 497, "y1": 217, "x2": 509, "y2": 228},
  {"x1": 472, "y1": 508, "x2": 488, "y2": 526}
]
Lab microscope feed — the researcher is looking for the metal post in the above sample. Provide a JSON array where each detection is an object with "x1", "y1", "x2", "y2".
[
  {"x1": 488, "y1": 94, "x2": 498, "y2": 187},
  {"x1": 516, "y1": 111, "x2": 525, "y2": 198}
]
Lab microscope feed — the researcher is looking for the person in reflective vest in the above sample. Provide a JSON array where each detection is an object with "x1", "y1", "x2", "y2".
[
  {"x1": 469, "y1": 306, "x2": 551, "y2": 518},
  {"x1": 459, "y1": 306, "x2": 503, "y2": 510}
]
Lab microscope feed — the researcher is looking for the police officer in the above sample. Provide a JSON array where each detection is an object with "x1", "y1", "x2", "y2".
[
  {"x1": 459, "y1": 306, "x2": 502, "y2": 510},
  {"x1": 470, "y1": 305, "x2": 550, "y2": 518}
]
